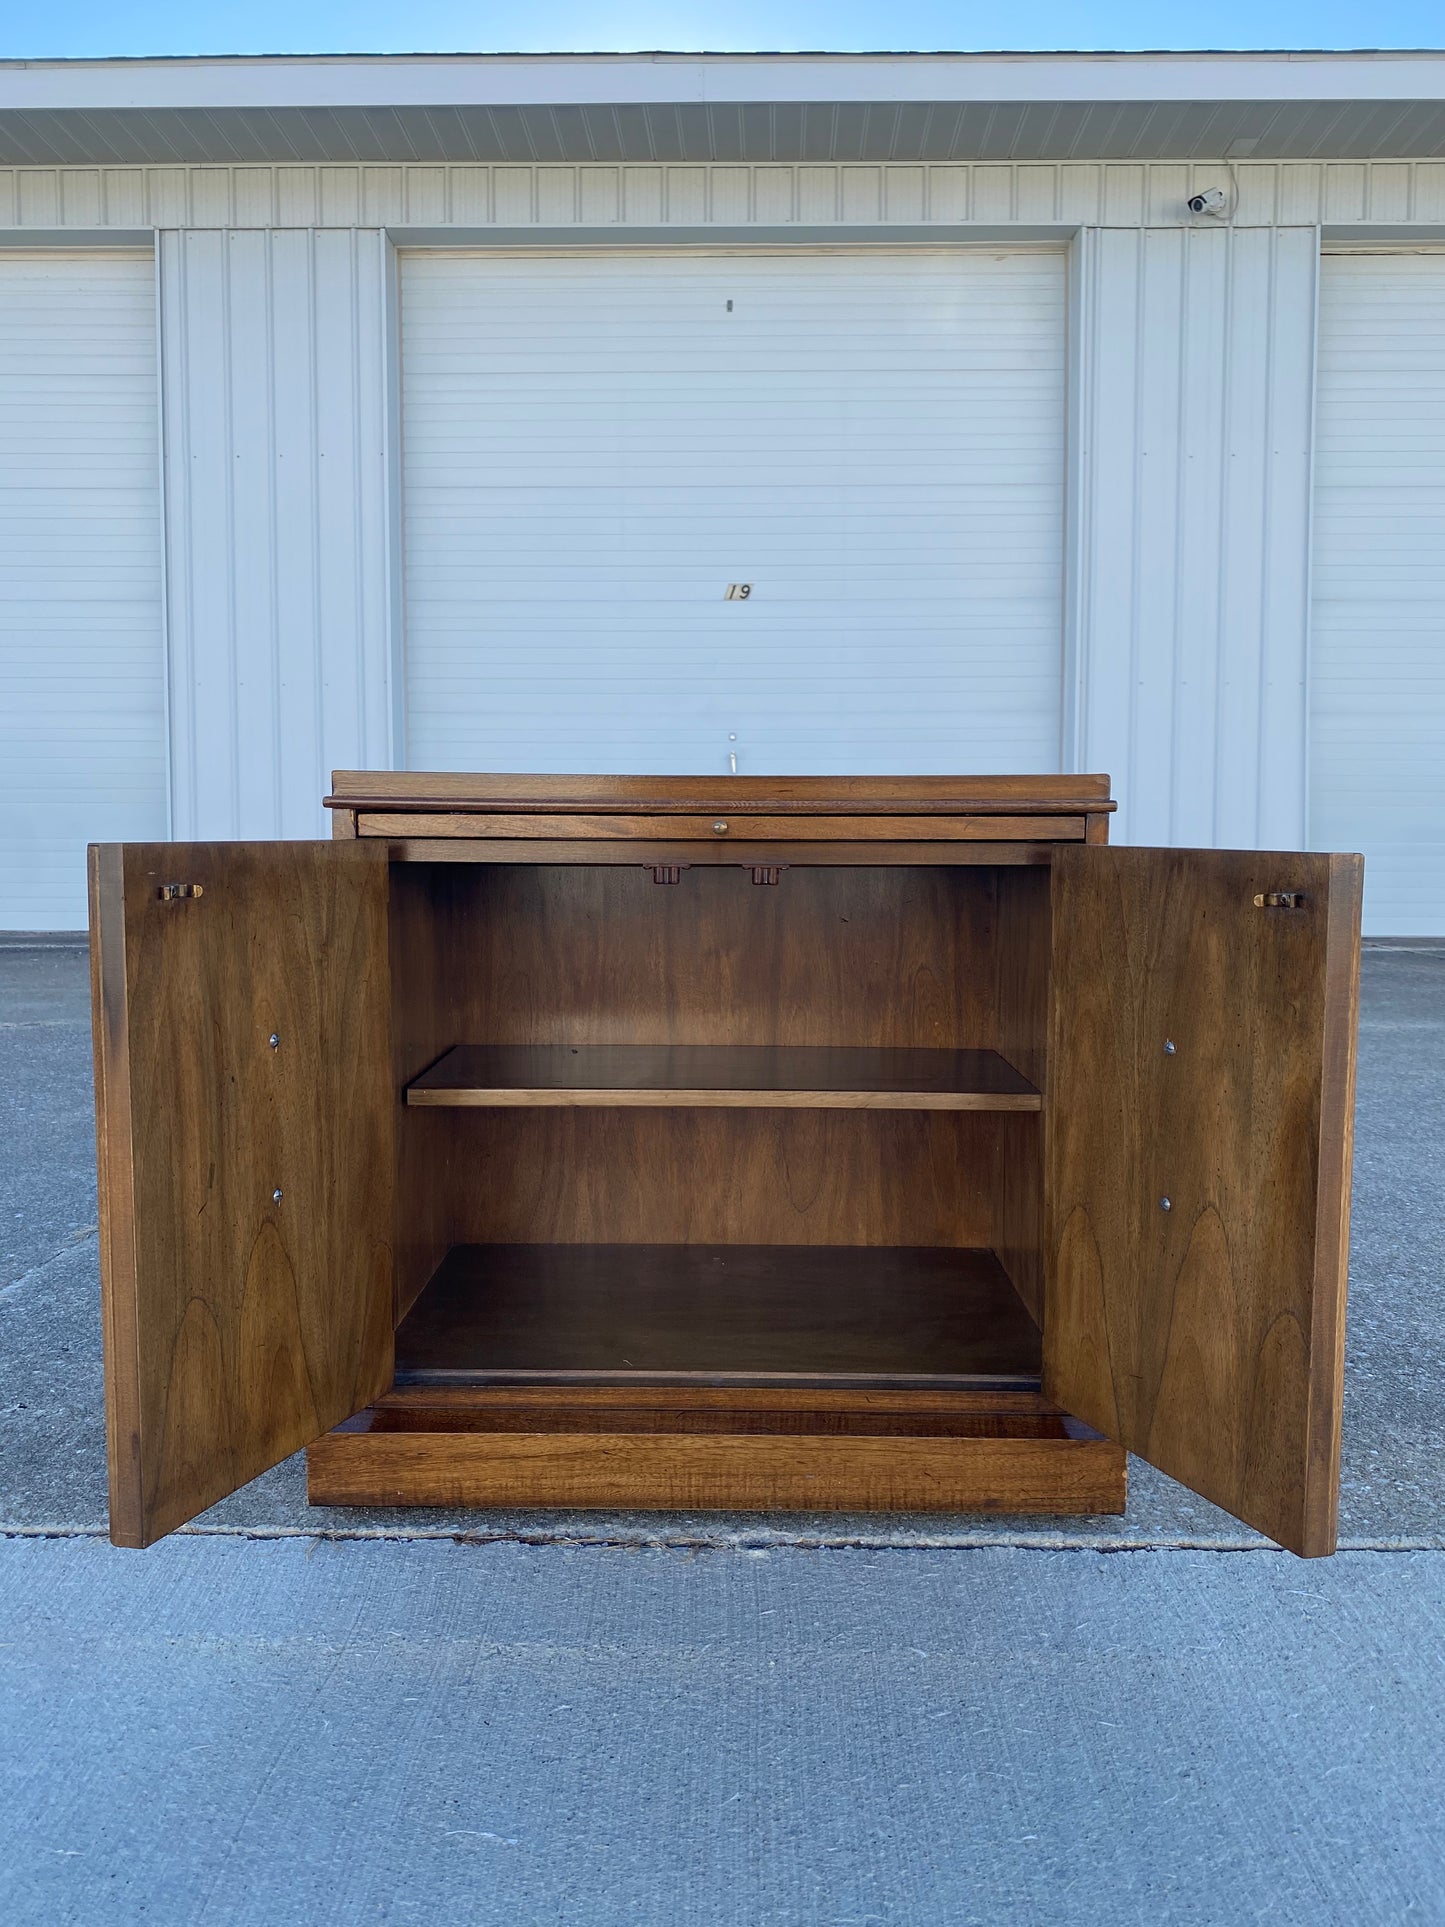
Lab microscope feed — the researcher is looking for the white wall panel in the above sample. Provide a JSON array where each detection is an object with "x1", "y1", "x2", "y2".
[
  {"x1": 9, "y1": 170, "x2": 1425, "y2": 915},
  {"x1": 2, "y1": 160, "x2": 1445, "y2": 232},
  {"x1": 1312, "y1": 253, "x2": 1445, "y2": 935},
  {"x1": 0, "y1": 251, "x2": 164, "y2": 928},
  {"x1": 400, "y1": 248, "x2": 1065, "y2": 776},
  {"x1": 159, "y1": 228, "x2": 395, "y2": 838},
  {"x1": 1072, "y1": 225, "x2": 1318, "y2": 848}
]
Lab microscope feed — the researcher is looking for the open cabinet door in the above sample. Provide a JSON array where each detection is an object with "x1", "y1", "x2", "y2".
[
  {"x1": 89, "y1": 842, "x2": 393, "y2": 1546},
  {"x1": 1045, "y1": 848, "x2": 1363, "y2": 1556}
]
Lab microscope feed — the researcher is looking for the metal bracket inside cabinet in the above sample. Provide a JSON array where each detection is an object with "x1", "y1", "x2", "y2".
[
  {"x1": 650, "y1": 865, "x2": 686, "y2": 885},
  {"x1": 156, "y1": 882, "x2": 204, "y2": 902},
  {"x1": 1254, "y1": 891, "x2": 1306, "y2": 910},
  {"x1": 749, "y1": 867, "x2": 785, "y2": 886}
]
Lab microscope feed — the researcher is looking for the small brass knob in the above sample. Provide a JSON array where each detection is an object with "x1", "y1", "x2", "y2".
[{"x1": 712, "y1": 820, "x2": 728, "y2": 835}]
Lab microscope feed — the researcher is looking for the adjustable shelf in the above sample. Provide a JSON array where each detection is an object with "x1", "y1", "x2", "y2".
[
  {"x1": 393, "y1": 1243, "x2": 1044, "y2": 1390},
  {"x1": 405, "y1": 1043, "x2": 1041, "y2": 1111}
]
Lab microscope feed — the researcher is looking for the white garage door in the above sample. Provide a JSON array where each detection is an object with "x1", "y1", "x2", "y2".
[
  {"x1": 401, "y1": 249, "x2": 1065, "y2": 775},
  {"x1": 0, "y1": 252, "x2": 165, "y2": 930},
  {"x1": 1312, "y1": 253, "x2": 1445, "y2": 936}
]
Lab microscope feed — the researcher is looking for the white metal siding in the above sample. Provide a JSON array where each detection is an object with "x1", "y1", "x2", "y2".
[
  {"x1": 400, "y1": 249, "x2": 1065, "y2": 775},
  {"x1": 6, "y1": 159, "x2": 1445, "y2": 235},
  {"x1": 1072, "y1": 225, "x2": 1318, "y2": 849},
  {"x1": 158, "y1": 227, "x2": 395, "y2": 841},
  {"x1": 1312, "y1": 253, "x2": 1445, "y2": 936},
  {"x1": 0, "y1": 251, "x2": 164, "y2": 930}
]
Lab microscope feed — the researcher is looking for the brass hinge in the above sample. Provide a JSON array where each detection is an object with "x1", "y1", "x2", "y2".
[
  {"x1": 157, "y1": 882, "x2": 204, "y2": 902},
  {"x1": 1254, "y1": 891, "x2": 1305, "y2": 909}
]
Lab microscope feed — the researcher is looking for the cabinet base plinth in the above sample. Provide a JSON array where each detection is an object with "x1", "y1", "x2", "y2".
[{"x1": 307, "y1": 1401, "x2": 1127, "y2": 1516}]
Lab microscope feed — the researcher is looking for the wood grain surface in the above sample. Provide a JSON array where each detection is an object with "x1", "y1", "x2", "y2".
[
  {"x1": 1044, "y1": 846, "x2": 1363, "y2": 1557},
  {"x1": 381, "y1": 839, "x2": 1059, "y2": 868},
  {"x1": 366, "y1": 1384, "x2": 1075, "y2": 1419},
  {"x1": 355, "y1": 812, "x2": 1087, "y2": 843},
  {"x1": 405, "y1": 1043, "x2": 1041, "y2": 1110},
  {"x1": 89, "y1": 841, "x2": 395, "y2": 1547},
  {"x1": 992, "y1": 863, "x2": 1051, "y2": 1323},
  {"x1": 447, "y1": 1110, "x2": 1006, "y2": 1250},
  {"x1": 388, "y1": 862, "x2": 486, "y2": 1324},
  {"x1": 388, "y1": 862, "x2": 1033, "y2": 1051},
  {"x1": 387, "y1": 862, "x2": 1048, "y2": 1265},
  {"x1": 307, "y1": 1423, "x2": 1126, "y2": 1514},
  {"x1": 354, "y1": 1384, "x2": 1078, "y2": 1436},
  {"x1": 329, "y1": 770, "x2": 1116, "y2": 816},
  {"x1": 392, "y1": 1243, "x2": 1043, "y2": 1386}
]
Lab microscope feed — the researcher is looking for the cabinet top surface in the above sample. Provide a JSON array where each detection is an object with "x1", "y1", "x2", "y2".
[{"x1": 326, "y1": 772, "x2": 1115, "y2": 817}]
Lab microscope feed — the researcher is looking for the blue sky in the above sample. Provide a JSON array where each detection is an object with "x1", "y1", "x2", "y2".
[{"x1": 1, "y1": 3, "x2": 1441, "y2": 60}]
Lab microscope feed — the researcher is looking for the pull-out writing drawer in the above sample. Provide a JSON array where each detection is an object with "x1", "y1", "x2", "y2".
[
  {"x1": 352, "y1": 810, "x2": 1088, "y2": 843},
  {"x1": 327, "y1": 772, "x2": 1116, "y2": 850}
]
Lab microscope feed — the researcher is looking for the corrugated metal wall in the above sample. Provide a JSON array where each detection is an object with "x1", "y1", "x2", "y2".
[
  {"x1": 1071, "y1": 225, "x2": 1318, "y2": 849},
  {"x1": 158, "y1": 227, "x2": 395, "y2": 840},
  {"x1": 0, "y1": 162, "x2": 1410, "y2": 895},
  {"x1": 146, "y1": 208, "x2": 1326, "y2": 860},
  {"x1": 1312, "y1": 252, "x2": 1445, "y2": 935},
  {"x1": 0, "y1": 250, "x2": 165, "y2": 928}
]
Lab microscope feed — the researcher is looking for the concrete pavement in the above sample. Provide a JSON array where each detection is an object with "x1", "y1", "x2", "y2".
[
  {"x1": 2, "y1": 935, "x2": 1443, "y2": 1924},
  {"x1": 4, "y1": 1538, "x2": 1444, "y2": 1927}
]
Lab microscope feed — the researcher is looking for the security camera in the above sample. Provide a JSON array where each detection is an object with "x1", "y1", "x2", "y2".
[{"x1": 1187, "y1": 187, "x2": 1229, "y2": 217}]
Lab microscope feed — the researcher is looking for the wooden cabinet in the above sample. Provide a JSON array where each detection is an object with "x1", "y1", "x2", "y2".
[{"x1": 89, "y1": 773, "x2": 1363, "y2": 1556}]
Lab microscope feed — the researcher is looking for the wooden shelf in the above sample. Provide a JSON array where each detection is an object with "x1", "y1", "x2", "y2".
[
  {"x1": 393, "y1": 1243, "x2": 1043, "y2": 1390},
  {"x1": 405, "y1": 1043, "x2": 1041, "y2": 1111}
]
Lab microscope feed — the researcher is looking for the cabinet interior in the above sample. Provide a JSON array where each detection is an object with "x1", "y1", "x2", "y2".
[{"x1": 386, "y1": 858, "x2": 1052, "y2": 1414}]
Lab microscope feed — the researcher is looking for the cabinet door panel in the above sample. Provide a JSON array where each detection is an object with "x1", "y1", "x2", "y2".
[
  {"x1": 90, "y1": 842, "x2": 393, "y2": 1546},
  {"x1": 1045, "y1": 848, "x2": 1362, "y2": 1556}
]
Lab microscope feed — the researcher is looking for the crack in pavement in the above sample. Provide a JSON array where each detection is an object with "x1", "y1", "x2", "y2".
[
  {"x1": 1, "y1": 1229, "x2": 98, "y2": 1300},
  {"x1": 5, "y1": 1523, "x2": 1445, "y2": 1552}
]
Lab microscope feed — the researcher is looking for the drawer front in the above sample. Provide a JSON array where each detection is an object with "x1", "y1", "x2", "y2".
[
  {"x1": 308, "y1": 1421, "x2": 1127, "y2": 1514},
  {"x1": 355, "y1": 811, "x2": 1086, "y2": 843}
]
